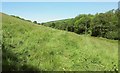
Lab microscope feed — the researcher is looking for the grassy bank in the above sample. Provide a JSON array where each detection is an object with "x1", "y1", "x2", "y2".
[{"x1": 2, "y1": 13, "x2": 118, "y2": 71}]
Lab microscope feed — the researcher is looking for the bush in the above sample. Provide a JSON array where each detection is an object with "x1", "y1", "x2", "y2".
[{"x1": 105, "y1": 31, "x2": 118, "y2": 40}]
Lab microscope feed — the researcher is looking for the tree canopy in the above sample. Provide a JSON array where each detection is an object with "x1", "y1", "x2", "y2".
[{"x1": 43, "y1": 9, "x2": 119, "y2": 40}]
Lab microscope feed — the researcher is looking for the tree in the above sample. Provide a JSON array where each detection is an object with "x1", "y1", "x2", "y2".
[
  {"x1": 33, "y1": 21, "x2": 37, "y2": 24},
  {"x1": 51, "y1": 23, "x2": 55, "y2": 28}
]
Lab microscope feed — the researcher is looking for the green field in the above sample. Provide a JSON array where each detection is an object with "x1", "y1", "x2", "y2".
[{"x1": 2, "y1": 13, "x2": 118, "y2": 71}]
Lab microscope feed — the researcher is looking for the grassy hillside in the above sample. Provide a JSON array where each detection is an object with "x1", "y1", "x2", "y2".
[{"x1": 2, "y1": 13, "x2": 118, "y2": 71}]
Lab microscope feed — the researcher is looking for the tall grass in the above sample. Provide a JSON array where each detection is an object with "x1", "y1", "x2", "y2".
[{"x1": 2, "y1": 13, "x2": 118, "y2": 71}]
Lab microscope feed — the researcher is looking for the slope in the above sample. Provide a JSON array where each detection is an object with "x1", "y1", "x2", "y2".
[{"x1": 2, "y1": 13, "x2": 118, "y2": 71}]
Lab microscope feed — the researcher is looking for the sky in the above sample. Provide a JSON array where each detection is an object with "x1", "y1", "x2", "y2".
[
  {"x1": 1, "y1": 0, "x2": 119, "y2": 2},
  {"x1": 2, "y1": 2, "x2": 118, "y2": 23}
]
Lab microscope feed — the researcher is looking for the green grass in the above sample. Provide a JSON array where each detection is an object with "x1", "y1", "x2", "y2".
[{"x1": 2, "y1": 13, "x2": 118, "y2": 71}]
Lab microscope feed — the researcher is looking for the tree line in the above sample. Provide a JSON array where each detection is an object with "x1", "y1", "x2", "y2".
[
  {"x1": 42, "y1": 9, "x2": 119, "y2": 40},
  {"x1": 11, "y1": 9, "x2": 120, "y2": 40}
]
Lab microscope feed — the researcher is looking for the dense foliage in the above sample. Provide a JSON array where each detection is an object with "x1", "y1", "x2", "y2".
[{"x1": 43, "y1": 9, "x2": 119, "y2": 40}]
